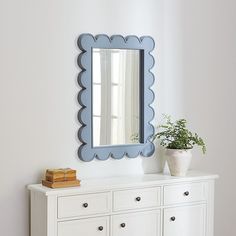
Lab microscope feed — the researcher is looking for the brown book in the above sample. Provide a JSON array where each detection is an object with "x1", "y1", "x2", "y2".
[
  {"x1": 46, "y1": 176, "x2": 76, "y2": 182},
  {"x1": 42, "y1": 179, "x2": 80, "y2": 189},
  {"x1": 45, "y1": 168, "x2": 76, "y2": 182}
]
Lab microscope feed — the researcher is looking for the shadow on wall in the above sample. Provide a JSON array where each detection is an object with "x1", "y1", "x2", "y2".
[{"x1": 141, "y1": 143, "x2": 166, "y2": 174}]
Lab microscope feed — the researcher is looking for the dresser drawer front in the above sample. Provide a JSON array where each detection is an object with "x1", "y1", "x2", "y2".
[
  {"x1": 58, "y1": 192, "x2": 111, "y2": 218},
  {"x1": 58, "y1": 216, "x2": 109, "y2": 236},
  {"x1": 113, "y1": 187, "x2": 160, "y2": 211},
  {"x1": 112, "y1": 210, "x2": 161, "y2": 236},
  {"x1": 164, "y1": 182, "x2": 206, "y2": 205}
]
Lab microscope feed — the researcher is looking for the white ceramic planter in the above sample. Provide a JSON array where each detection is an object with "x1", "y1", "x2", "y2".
[{"x1": 165, "y1": 149, "x2": 192, "y2": 177}]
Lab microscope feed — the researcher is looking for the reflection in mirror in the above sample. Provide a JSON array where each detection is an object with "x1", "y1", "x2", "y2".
[{"x1": 92, "y1": 48, "x2": 141, "y2": 147}]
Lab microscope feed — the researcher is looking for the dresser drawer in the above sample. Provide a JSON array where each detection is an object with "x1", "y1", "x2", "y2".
[
  {"x1": 58, "y1": 216, "x2": 109, "y2": 236},
  {"x1": 113, "y1": 187, "x2": 160, "y2": 212},
  {"x1": 164, "y1": 182, "x2": 206, "y2": 205},
  {"x1": 58, "y1": 192, "x2": 111, "y2": 218}
]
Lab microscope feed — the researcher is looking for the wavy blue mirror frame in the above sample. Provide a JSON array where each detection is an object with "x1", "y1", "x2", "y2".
[{"x1": 77, "y1": 34, "x2": 155, "y2": 161}]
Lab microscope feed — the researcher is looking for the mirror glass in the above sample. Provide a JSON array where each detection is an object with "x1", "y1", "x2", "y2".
[{"x1": 92, "y1": 48, "x2": 141, "y2": 147}]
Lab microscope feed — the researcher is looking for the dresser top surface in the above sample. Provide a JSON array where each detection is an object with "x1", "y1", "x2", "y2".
[{"x1": 28, "y1": 170, "x2": 218, "y2": 196}]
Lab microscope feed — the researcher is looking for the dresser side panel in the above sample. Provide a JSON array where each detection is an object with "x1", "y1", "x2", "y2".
[
  {"x1": 47, "y1": 195, "x2": 57, "y2": 236},
  {"x1": 206, "y1": 180, "x2": 215, "y2": 236},
  {"x1": 30, "y1": 191, "x2": 47, "y2": 236}
]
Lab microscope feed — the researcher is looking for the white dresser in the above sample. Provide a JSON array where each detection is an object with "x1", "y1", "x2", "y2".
[{"x1": 28, "y1": 171, "x2": 218, "y2": 236}]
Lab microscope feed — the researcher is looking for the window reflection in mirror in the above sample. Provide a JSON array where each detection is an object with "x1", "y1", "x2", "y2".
[{"x1": 92, "y1": 48, "x2": 142, "y2": 146}]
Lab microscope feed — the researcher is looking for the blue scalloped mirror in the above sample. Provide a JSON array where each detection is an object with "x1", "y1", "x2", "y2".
[{"x1": 77, "y1": 34, "x2": 155, "y2": 161}]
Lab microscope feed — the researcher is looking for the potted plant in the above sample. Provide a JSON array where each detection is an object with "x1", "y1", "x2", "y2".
[{"x1": 153, "y1": 115, "x2": 206, "y2": 177}]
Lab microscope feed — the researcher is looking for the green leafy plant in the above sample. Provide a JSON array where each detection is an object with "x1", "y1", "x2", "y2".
[{"x1": 153, "y1": 115, "x2": 206, "y2": 154}]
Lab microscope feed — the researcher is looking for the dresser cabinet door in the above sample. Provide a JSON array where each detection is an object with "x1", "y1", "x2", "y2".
[
  {"x1": 112, "y1": 210, "x2": 160, "y2": 236},
  {"x1": 58, "y1": 216, "x2": 109, "y2": 236},
  {"x1": 163, "y1": 204, "x2": 206, "y2": 236}
]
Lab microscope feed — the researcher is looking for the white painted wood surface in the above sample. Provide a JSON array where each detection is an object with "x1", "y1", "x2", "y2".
[
  {"x1": 113, "y1": 187, "x2": 160, "y2": 211},
  {"x1": 112, "y1": 210, "x2": 161, "y2": 236},
  {"x1": 58, "y1": 192, "x2": 111, "y2": 218},
  {"x1": 163, "y1": 182, "x2": 206, "y2": 205},
  {"x1": 163, "y1": 204, "x2": 206, "y2": 236},
  {"x1": 28, "y1": 171, "x2": 218, "y2": 236},
  {"x1": 58, "y1": 216, "x2": 109, "y2": 236}
]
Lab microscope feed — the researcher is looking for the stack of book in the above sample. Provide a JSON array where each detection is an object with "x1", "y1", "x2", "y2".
[{"x1": 42, "y1": 168, "x2": 80, "y2": 188}]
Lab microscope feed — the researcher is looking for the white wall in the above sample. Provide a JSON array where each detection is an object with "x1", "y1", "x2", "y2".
[
  {"x1": 1, "y1": 0, "x2": 235, "y2": 236},
  {"x1": 0, "y1": 1, "x2": 166, "y2": 236},
  {"x1": 163, "y1": 1, "x2": 236, "y2": 236}
]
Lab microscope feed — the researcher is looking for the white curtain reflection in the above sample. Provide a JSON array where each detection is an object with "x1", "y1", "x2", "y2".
[{"x1": 93, "y1": 48, "x2": 140, "y2": 146}]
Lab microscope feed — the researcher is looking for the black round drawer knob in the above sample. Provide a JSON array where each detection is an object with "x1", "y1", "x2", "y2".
[
  {"x1": 98, "y1": 226, "x2": 103, "y2": 231},
  {"x1": 83, "y1": 203, "x2": 88, "y2": 208},
  {"x1": 170, "y1": 216, "x2": 176, "y2": 221},
  {"x1": 120, "y1": 223, "x2": 126, "y2": 228},
  {"x1": 184, "y1": 191, "x2": 189, "y2": 196},
  {"x1": 136, "y1": 197, "x2": 141, "y2": 201}
]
